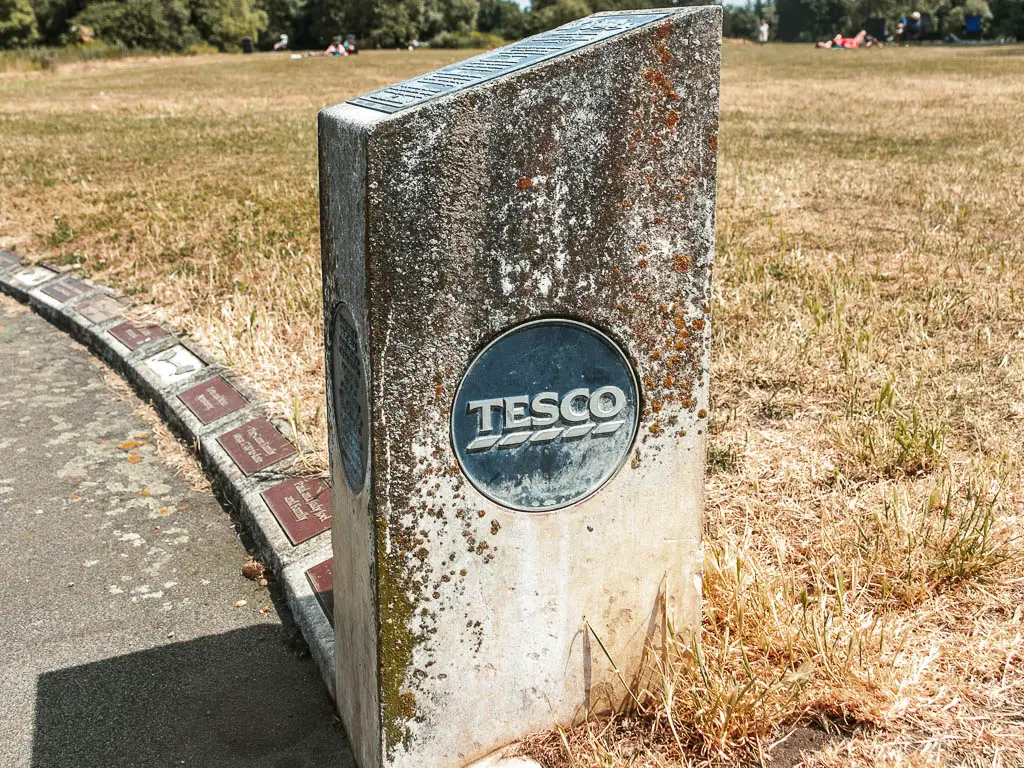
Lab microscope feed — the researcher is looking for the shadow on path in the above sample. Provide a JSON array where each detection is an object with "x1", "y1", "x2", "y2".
[{"x1": 32, "y1": 625, "x2": 354, "y2": 768}]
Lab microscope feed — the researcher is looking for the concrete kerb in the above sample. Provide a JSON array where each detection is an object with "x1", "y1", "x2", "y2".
[{"x1": 0, "y1": 251, "x2": 336, "y2": 698}]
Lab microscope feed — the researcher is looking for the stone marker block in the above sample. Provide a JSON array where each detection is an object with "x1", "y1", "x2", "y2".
[
  {"x1": 261, "y1": 477, "x2": 332, "y2": 545},
  {"x1": 75, "y1": 296, "x2": 128, "y2": 326},
  {"x1": 143, "y1": 345, "x2": 205, "y2": 387},
  {"x1": 306, "y1": 557, "x2": 334, "y2": 624},
  {"x1": 39, "y1": 276, "x2": 91, "y2": 304},
  {"x1": 177, "y1": 375, "x2": 248, "y2": 425},
  {"x1": 320, "y1": 8, "x2": 720, "y2": 767},
  {"x1": 0, "y1": 250, "x2": 21, "y2": 268},
  {"x1": 107, "y1": 320, "x2": 170, "y2": 351},
  {"x1": 10, "y1": 266, "x2": 58, "y2": 289},
  {"x1": 216, "y1": 417, "x2": 296, "y2": 476}
]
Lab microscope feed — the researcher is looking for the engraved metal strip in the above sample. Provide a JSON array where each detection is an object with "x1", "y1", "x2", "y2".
[{"x1": 348, "y1": 12, "x2": 673, "y2": 114}]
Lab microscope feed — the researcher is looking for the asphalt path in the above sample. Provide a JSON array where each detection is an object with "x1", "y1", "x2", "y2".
[{"x1": 0, "y1": 295, "x2": 352, "y2": 768}]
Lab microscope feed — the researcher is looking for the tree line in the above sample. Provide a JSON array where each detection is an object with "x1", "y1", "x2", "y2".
[{"x1": 1, "y1": 0, "x2": 1021, "y2": 51}]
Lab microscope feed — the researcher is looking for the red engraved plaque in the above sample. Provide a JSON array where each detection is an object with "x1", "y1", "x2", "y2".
[
  {"x1": 40, "y1": 277, "x2": 91, "y2": 303},
  {"x1": 261, "y1": 477, "x2": 332, "y2": 545},
  {"x1": 108, "y1": 321, "x2": 170, "y2": 351},
  {"x1": 305, "y1": 558, "x2": 334, "y2": 625},
  {"x1": 177, "y1": 376, "x2": 248, "y2": 425},
  {"x1": 0, "y1": 250, "x2": 21, "y2": 268},
  {"x1": 216, "y1": 417, "x2": 296, "y2": 475}
]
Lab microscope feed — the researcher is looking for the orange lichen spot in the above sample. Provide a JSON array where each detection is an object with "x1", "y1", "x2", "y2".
[
  {"x1": 665, "y1": 110, "x2": 679, "y2": 130},
  {"x1": 674, "y1": 194, "x2": 684, "y2": 201},
  {"x1": 68, "y1": 494, "x2": 80, "y2": 500},
  {"x1": 673, "y1": 254, "x2": 691, "y2": 272},
  {"x1": 698, "y1": 409, "x2": 708, "y2": 419},
  {"x1": 119, "y1": 440, "x2": 140, "y2": 451},
  {"x1": 692, "y1": 318, "x2": 706, "y2": 330},
  {"x1": 157, "y1": 507, "x2": 171, "y2": 516},
  {"x1": 516, "y1": 176, "x2": 533, "y2": 191},
  {"x1": 649, "y1": 422, "x2": 662, "y2": 436},
  {"x1": 708, "y1": 134, "x2": 719, "y2": 151},
  {"x1": 138, "y1": 489, "x2": 151, "y2": 496},
  {"x1": 649, "y1": 350, "x2": 661, "y2": 361},
  {"x1": 663, "y1": 376, "x2": 675, "y2": 388},
  {"x1": 638, "y1": 258, "x2": 649, "y2": 269},
  {"x1": 651, "y1": 400, "x2": 663, "y2": 413},
  {"x1": 435, "y1": 385, "x2": 443, "y2": 395},
  {"x1": 126, "y1": 453, "x2": 141, "y2": 464}
]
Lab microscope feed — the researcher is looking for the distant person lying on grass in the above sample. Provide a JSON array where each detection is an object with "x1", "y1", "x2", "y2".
[
  {"x1": 324, "y1": 39, "x2": 348, "y2": 56},
  {"x1": 817, "y1": 30, "x2": 878, "y2": 49}
]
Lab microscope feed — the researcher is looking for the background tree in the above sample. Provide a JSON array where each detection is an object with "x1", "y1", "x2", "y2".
[
  {"x1": 192, "y1": 0, "x2": 267, "y2": 49},
  {"x1": 526, "y1": 0, "x2": 590, "y2": 34},
  {"x1": 300, "y1": 0, "x2": 348, "y2": 46},
  {"x1": 723, "y1": 4, "x2": 760, "y2": 36},
  {"x1": 0, "y1": 0, "x2": 39, "y2": 46},
  {"x1": 477, "y1": 0, "x2": 525, "y2": 38},
  {"x1": 776, "y1": 0, "x2": 849, "y2": 39},
  {"x1": 989, "y1": 0, "x2": 1023, "y2": 36},
  {"x1": 30, "y1": 0, "x2": 88, "y2": 43},
  {"x1": 72, "y1": 0, "x2": 199, "y2": 49},
  {"x1": 255, "y1": 0, "x2": 302, "y2": 45}
]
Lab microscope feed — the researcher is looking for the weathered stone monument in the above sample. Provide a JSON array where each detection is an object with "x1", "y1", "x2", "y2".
[{"x1": 319, "y1": 7, "x2": 721, "y2": 767}]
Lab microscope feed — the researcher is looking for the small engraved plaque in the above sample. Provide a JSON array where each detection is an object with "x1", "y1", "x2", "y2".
[
  {"x1": 306, "y1": 557, "x2": 334, "y2": 625},
  {"x1": 75, "y1": 296, "x2": 127, "y2": 325},
  {"x1": 262, "y1": 477, "x2": 332, "y2": 545},
  {"x1": 331, "y1": 305, "x2": 368, "y2": 492},
  {"x1": 349, "y1": 12, "x2": 672, "y2": 114},
  {"x1": 216, "y1": 417, "x2": 296, "y2": 475},
  {"x1": 143, "y1": 345, "x2": 205, "y2": 387},
  {"x1": 452, "y1": 319, "x2": 640, "y2": 512},
  {"x1": 108, "y1": 321, "x2": 170, "y2": 351},
  {"x1": 11, "y1": 266, "x2": 58, "y2": 289},
  {"x1": 178, "y1": 376, "x2": 248, "y2": 425},
  {"x1": 40, "y1": 277, "x2": 91, "y2": 304}
]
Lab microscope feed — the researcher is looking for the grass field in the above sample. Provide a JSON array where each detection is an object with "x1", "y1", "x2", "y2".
[{"x1": 2, "y1": 44, "x2": 1024, "y2": 767}]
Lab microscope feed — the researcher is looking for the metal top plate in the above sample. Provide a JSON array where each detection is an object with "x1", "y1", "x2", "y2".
[{"x1": 348, "y1": 12, "x2": 673, "y2": 115}]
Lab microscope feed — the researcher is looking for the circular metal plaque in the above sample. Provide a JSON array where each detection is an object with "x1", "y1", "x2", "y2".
[{"x1": 451, "y1": 319, "x2": 640, "y2": 512}]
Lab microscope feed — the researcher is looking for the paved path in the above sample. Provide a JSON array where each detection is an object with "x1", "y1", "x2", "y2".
[{"x1": 0, "y1": 296, "x2": 352, "y2": 768}]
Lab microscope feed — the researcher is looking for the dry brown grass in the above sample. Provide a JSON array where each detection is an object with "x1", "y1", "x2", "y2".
[{"x1": 2, "y1": 44, "x2": 1023, "y2": 767}]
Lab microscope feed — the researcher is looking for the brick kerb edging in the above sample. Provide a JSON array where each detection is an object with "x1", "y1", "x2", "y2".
[{"x1": 0, "y1": 249, "x2": 336, "y2": 699}]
